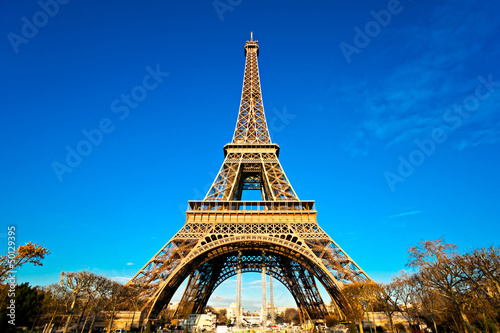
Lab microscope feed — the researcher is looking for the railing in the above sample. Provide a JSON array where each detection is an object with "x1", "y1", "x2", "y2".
[{"x1": 187, "y1": 201, "x2": 315, "y2": 212}]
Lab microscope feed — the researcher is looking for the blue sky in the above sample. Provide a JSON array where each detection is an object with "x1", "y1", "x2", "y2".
[{"x1": 1, "y1": 0, "x2": 499, "y2": 311}]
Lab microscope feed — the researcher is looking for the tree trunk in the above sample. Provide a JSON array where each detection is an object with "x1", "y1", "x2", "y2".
[
  {"x1": 80, "y1": 313, "x2": 90, "y2": 333},
  {"x1": 88, "y1": 315, "x2": 97, "y2": 333},
  {"x1": 388, "y1": 314, "x2": 395, "y2": 333},
  {"x1": 107, "y1": 300, "x2": 118, "y2": 332},
  {"x1": 63, "y1": 297, "x2": 77, "y2": 333},
  {"x1": 63, "y1": 313, "x2": 73, "y2": 333},
  {"x1": 451, "y1": 314, "x2": 461, "y2": 333},
  {"x1": 130, "y1": 300, "x2": 139, "y2": 331},
  {"x1": 432, "y1": 319, "x2": 438, "y2": 333},
  {"x1": 457, "y1": 307, "x2": 474, "y2": 333},
  {"x1": 88, "y1": 299, "x2": 101, "y2": 333},
  {"x1": 358, "y1": 319, "x2": 364, "y2": 333},
  {"x1": 76, "y1": 298, "x2": 91, "y2": 331},
  {"x1": 491, "y1": 279, "x2": 500, "y2": 296},
  {"x1": 29, "y1": 313, "x2": 40, "y2": 333},
  {"x1": 46, "y1": 303, "x2": 60, "y2": 333},
  {"x1": 43, "y1": 322, "x2": 54, "y2": 333},
  {"x1": 130, "y1": 311, "x2": 136, "y2": 331}
]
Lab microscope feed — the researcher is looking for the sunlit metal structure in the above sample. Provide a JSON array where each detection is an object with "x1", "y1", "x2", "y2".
[{"x1": 127, "y1": 35, "x2": 372, "y2": 323}]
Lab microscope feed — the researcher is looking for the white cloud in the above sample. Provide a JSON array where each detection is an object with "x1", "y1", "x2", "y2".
[
  {"x1": 387, "y1": 210, "x2": 422, "y2": 219},
  {"x1": 111, "y1": 276, "x2": 132, "y2": 284}
]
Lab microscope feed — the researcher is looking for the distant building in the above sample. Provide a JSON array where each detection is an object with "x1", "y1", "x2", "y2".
[
  {"x1": 183, "y1": 313, "x2": 217, "y2": 330},
  {"x1": 226, "y1": 302, "x2": 239, "y2": 319},
  {"x1": 251, "y1": 310, "x2": 261, "y2": 317},
  {"x1": 242, "y1": 316, "x2": 261, "y2": 325},
  {"x1": 208, "y1": 303, "x2": 299, "y2": 325}
]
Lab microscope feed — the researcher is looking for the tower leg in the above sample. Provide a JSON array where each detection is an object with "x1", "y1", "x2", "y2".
[
  {"x1": 270, "y1": 275, "x2": 275, "y2": 324},
  {"x1": 236, "y1": 251, "x2": 242, "y2": 327},
  {"x1": 261, "y1": 250, "x2": 267, "y2": 327}
]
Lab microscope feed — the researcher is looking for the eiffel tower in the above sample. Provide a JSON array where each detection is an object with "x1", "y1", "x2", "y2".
[{"x1": 127, "y1": 34, "x2": 372, "y2": 322}]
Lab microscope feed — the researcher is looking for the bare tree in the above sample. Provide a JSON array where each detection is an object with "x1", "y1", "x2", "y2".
[
  {"x1": 407, "y1": 239, "x2": 475, "y2": 333},
  {"x1": 463, "y1": 246, "x2": 500, "y2": 300},
  {"x1": 105, "y1": 280, "x2": 124, "y2": 332},
  {"x1": 60, "y1": 270, "x2": 99, "y2": 333},
  {"x1": 86, "y1": 275, "x2": 112, "y2": 333},
  {"x1": 40, "y1": 283, "x2": 69, "y2": 333},
  {"x1": 119, "y1": 285, "x2": 142, "y2": 330},
  {"x1": 392, "y1": 271, "x2": 423, "y2": 328},
  {"x1": 407, "y1": 274, "x2": 441, "y2": 333},
  {"x1": 459, "y1": 247, "x2": 500, "y2": 330},
  {"x1": 375, "y1": 282, "x2": 400, "y2": 333}
]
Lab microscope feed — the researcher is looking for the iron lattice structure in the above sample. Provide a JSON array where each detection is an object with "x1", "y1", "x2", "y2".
[{"x1": 127, "y1": 36, "x2": 372, "y2": 322}]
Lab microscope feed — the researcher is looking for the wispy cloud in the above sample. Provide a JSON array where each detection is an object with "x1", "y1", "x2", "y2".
[
  {"x1": 337, "y1": 1, "x2": 500, "y2": 155},
  {"x1": 456, "y1": 117, "x2": 500, "y2": 150},
  {"x1": 385, "y1": 209, "x2": 422, "y2": 228},
  {"x1": 387, "y1": 210, "x2": 422, "y2": 219},
  {"x1": 126, "y1": 262, "x2": 134, "y2": 266},
  {"x1": 244, "y1": 279, "x2": 264, "y2": 289},
  {"x1": 247, "y1": 279, "x2": 263, "y2": 285},
  {"x1": 111, "y1": 276, "x2": 132, "y2": 284}
]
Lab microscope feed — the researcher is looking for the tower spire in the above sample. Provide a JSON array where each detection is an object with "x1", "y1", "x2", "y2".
[{"x1": 232, "y1": 36, "x2": 271, "y2": 144}]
